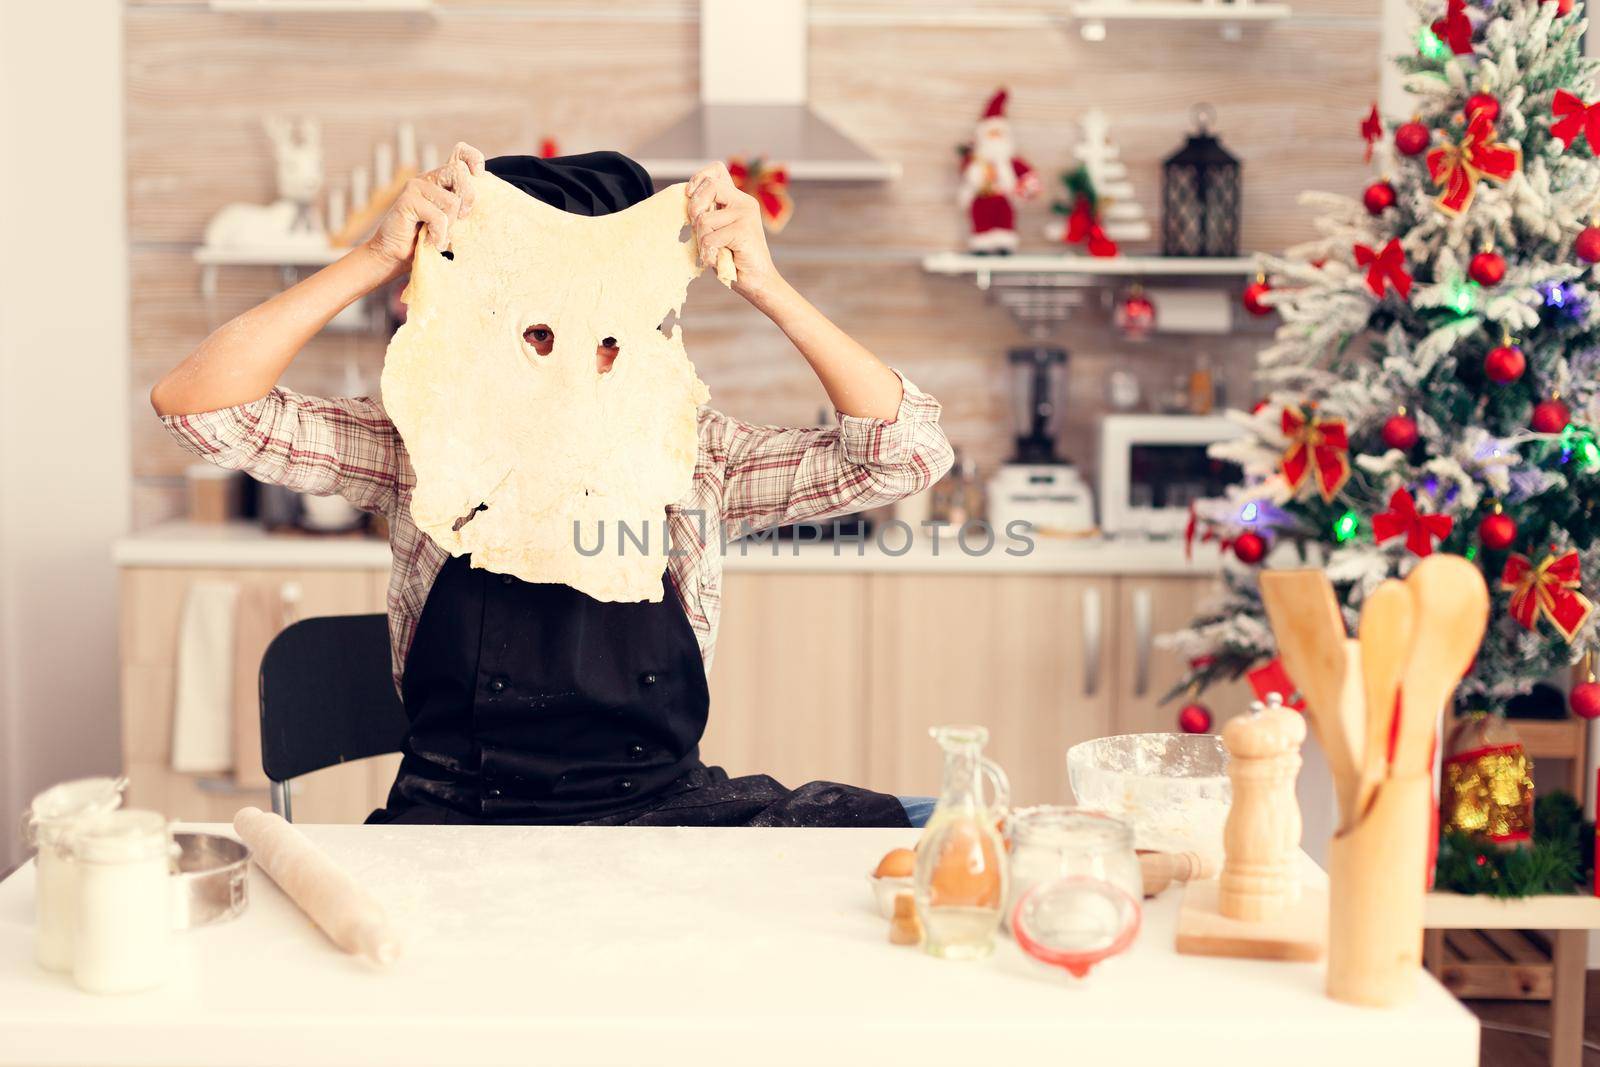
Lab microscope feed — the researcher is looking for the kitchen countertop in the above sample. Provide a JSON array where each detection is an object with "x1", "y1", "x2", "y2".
[
  {"x1": 114, "y1": 521, "x2": 1229, "y2": 576},
  {"x1": 0, "y1": 825, "x2": 1477, "y2": 1067}
]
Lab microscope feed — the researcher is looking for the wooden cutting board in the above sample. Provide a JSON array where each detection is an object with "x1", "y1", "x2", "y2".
[{"x1": 1175, "y1": 878, "x2": 1328, "y2": 962}]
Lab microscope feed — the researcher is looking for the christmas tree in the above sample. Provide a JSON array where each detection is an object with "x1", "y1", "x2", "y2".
[
  {"x1": 1046, "y1": 110, "x2": 1152, "y2": 254},
  {"x1": 1165, "y1": 0, "x2": 1600, "y2": 719}
]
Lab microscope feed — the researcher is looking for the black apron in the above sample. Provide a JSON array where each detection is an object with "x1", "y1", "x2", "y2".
[{"x1": 368, "y1": 554, "x2": 907, "y2": 828}]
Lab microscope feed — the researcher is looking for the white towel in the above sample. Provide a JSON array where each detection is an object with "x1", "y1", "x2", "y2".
[{"x1": 170, "y1": 580, "x2": 240, "y2": 774}]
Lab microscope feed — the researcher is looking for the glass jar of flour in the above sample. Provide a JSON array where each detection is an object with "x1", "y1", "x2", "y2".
[
  {"x1": 66, "y1": 809, "x2": 174, "y2": 995},
  {"x1": 21, "y1": 777, "x2": 127, "y2": 972}
]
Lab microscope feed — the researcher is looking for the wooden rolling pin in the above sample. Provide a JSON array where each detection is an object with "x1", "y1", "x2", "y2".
[
  {"x1": 1139, "y1": 850, "x2": 1217, "y2": 897},
  {"x1": 233, "y1": 807, "x2": 402, "y2": 966}
]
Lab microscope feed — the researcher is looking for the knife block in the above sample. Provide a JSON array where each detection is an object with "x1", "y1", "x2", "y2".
[{"x1": 1326, "y1": 773, "x2": 1432, "y2": 1007}]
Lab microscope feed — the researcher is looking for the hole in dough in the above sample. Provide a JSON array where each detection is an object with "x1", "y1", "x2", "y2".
[
  {"x1": 658, "y1": 310, "x2": 680, "y2": 336},
  {"x1": 440, "y1": 250, "x2": 455, "y2": 261},
  {"x1": 596, "y1": 336, "x2": 620, "y2": 375},
  {"x1": 522, "y1": 324, "x2": 554, "y2": 356},
  {"x1": 677, "y1": 223, "x2": 692, "y2": 244},
  {"x1": 452, "y1": 502, "x2": 488, "y2": 532}
]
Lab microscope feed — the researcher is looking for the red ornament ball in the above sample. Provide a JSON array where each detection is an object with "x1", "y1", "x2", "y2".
[
  {"x1": 1571, "y1": 682, "x2": 1600, "y2": 720},
  {"x1": 1477, "y1": 512, "x2": 1517, "y2": 551},
  {"x1": 1242, "y1": 280, "x2": 1273, "y2": 317},
  {"x1": 1363, "y1": 181, "x2": 1397, "y2": 215},
  {"x1": 1115, "y1": 290, "x2": 1158, "y2": 341},
  {"x1": 1178, "y1": 703, "x2": 1214, "y2": 734},
  {"x1": 1395, "y1": 121, "x2": 1431, "y2": 156},
  {"x1": 1485, "y1": 344, "x2": 1526, "y2": 385},
  {"x1": 1468, "y1": 251, "x2": 1506, "y2": 287},
  {"x1": 1232, "y1": 531, "x2": 1267, "y2": 564},
  {"x1": 1575, "y1": 226, "x2": 1600, "y2": 264},
  {"x1": 1532, "y1": 398, "x2": 1572, "y2": 434},
  {"x1": 1465, "y1": 94, "x2": 1500, "y2": 123},
  {"x1": 1381, "y1": 413, "x2": 1420, "y2": 450}
]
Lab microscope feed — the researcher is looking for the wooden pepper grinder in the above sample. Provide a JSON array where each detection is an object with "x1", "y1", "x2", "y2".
[{"x1": 1219, "y1": 693, "x2": 1306, "y2": 922}]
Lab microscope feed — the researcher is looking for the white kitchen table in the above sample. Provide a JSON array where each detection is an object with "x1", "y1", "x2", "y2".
[{"x1": 0, "y1": 825, "x2": 1477, "y2": 1066}]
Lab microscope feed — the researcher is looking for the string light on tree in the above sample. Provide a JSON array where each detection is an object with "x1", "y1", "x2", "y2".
[{"x1": 1332, "y1": 510, "x2": 1361, "y2": 543}]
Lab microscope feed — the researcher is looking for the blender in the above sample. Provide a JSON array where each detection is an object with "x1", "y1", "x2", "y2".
[{"x1": 986, "y1": 346, "x2": 1096, "y2": 537}]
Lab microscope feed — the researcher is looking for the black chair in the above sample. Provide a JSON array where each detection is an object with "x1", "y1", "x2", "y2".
[{"x1": 258, "y1": 615, "x2": 409, "y2": 822}]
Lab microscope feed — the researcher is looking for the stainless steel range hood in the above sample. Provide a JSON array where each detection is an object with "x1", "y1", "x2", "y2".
[{"x1": 632, "y1": 0, "x2": 900, "y2": 182}]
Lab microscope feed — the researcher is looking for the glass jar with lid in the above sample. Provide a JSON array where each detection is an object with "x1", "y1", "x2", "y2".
[
  {"x1": 21, "y1": 776, "x2": 127, "y2": 972},
  {"x1": 67, "y1": 809, "x2": 174, "y2": 995},
  {"x1": 1006, "y1": 806, "x2": 1143, "y2": 977}
]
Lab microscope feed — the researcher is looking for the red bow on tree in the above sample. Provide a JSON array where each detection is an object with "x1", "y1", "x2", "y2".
[
  {"x1": 1372, "y1": 487, "x2": 1454, "y2": 557},
  {"x1": 1551, "y1": 90, "x2": 1600, "y2": 153},
  {"x1": 1247, "y1": 659, "x2": 1308, "y2": 711},
  {"x1": 1354, "y1": 239, "x2": 1413, "y2": 299},
  {"x1": 727, "y1": 157, "x2": 794, "y2": 232},
  {"x1": 1281, "y1": 405, "x2": 1352, "y2": 502},
  {"x1": 1426, "y1": 110, "x2": 1520, "y2": 215},
  {"x1": 1430, "y1": 0, "x2": 1474, "y2": 55},
  {"x1": 1361, "y1": 104, "x2": 1383, "y2": 162},
  {"x1": 1501, "y1": 550, "x2": 1595, "y2": 642}
]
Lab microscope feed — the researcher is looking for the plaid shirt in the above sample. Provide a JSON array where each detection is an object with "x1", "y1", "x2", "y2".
[{"x1": 162, "y1": 372, "x2": 952, "y2": 688}]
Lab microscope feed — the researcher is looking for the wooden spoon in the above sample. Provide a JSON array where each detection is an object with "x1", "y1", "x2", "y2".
[
  {"x1": 1258, "y1": 570, "x2": 1361, "y2": 818},
  {"x1": 1352, "y1": 579, "x2": 1415, "y2": 824},
  {"x1": 1392, "y1": 555, "x2": 1489, "y2": 777}
]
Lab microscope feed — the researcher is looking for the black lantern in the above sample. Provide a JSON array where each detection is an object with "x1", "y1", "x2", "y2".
[{"x1": 1161, "y1": 105, "x2": 1241, "y2": 257}]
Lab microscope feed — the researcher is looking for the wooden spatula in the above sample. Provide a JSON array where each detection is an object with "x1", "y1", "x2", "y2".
[
  {"x1": 1392, "y1": 555, "x2": 1490, "y2": 777},
  {"x1": 1258, "y1": 570, "x2": 1362, "y2": 817},
  {"x1": 1352, "y1": 579, "x2": 1414, "y2": 823}
]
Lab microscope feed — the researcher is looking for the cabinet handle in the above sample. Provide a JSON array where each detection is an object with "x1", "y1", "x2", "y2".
[
  {"x1": 1082, "y1": 586, "x2": 1103, "y2": 698},
  {"x1": 1133, "y1": 587, "x2": 1153, "y2": 698},
  {"x1": 279, "y1": 581, "x2": 303, "y2": 625}
]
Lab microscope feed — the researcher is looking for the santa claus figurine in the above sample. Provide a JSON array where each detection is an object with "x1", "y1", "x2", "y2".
[{"x1": 959, "y1": 89, "x2": 1039, "y2": 254}]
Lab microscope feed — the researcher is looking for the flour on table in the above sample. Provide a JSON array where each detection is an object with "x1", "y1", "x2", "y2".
[{"x1": 382, "y1": 173, "x2": 724, "y2": 602}]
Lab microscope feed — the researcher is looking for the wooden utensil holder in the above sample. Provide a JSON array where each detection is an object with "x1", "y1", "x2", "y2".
[{"x1": 1327, "y1": 773, "x2": 1432, "y2": 1007}]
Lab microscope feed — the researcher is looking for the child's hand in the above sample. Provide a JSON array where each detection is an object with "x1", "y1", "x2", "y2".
[{"x1": 687, "y1": 162, "x2": 778, "y2": 299}]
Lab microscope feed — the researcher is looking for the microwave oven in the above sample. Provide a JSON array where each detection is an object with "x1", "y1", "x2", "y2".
[{"x1": 1099, "y1": 414, "x2": 1247, "y2": 537}]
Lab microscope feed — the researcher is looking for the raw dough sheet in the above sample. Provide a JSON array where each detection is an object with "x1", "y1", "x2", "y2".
[{"x1": 382, "y1": 173, "x2": 722, "y2": 602}]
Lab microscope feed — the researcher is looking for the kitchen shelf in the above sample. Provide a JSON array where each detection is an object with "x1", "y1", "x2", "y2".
[
  {"x1": 1071, "y1": 0, "x2": 1290, "y2": 40},
  {"x1": 193, "y1": 244, "x2": 346, "y2": 298},
  {"x1": 922, "y1": 252, "x2": 1259, "y2": 288},
  {"x1": 207, "y1": 0, "x2": 435, "y2": 13}
]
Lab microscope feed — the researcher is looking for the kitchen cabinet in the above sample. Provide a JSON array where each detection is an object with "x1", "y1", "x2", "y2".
[
  {"x1": 864, "y1": 574, "x2": 1116, "y2": 805},
  {"x1": 119, "y1": 566, "x2": 398, "y2": 824},
  {"x1": 1112, "y1": 576, "x2": 1257, "y2": 735},
  {"x1": 702, "y1": 574, "x2": 870, "y2": 789}
]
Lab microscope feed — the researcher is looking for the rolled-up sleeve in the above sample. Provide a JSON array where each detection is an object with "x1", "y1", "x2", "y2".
[
  {"x1": 706, "y1": 370, "x2": 955, "y2": 538},
  {"x1": 161, "y1": 387, "x2": 401, "y2": 515}
]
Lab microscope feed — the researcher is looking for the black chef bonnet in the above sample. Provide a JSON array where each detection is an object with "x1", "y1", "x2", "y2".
[{"x1": 484, "y1": 151, "x2": 655, "y2": 217}]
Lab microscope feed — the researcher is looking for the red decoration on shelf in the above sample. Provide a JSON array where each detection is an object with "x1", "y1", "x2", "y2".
[
  {"x1": 1427, "y1": 111, "x2": 1521, "y2": 215},
  {"x1": 1363, "y1": 180, "x2": 1397, "y2": 215},
  {"x1": 1373, "y1": 487, "x2": 1454, "y2": 557},
  {"x1": 1355, "y1": 239, "x2": 1413, "y2": 299},
  {"x1": 1531, "y1": 398, "x2": 1572, "y2": 434},
  {"x1": 1485, "y1": 344, "x2": 1526, "y2": 384},
  {"x1": 1551, "y1": 90, "x2": 1600, "y2": 153},
  {"x1": 1395, "y1": 121, "x2": 1431, "y2": 157},
  {"x1": 1242, "y1": 278, "x2": 1273, "y2": 316},
  {"x1": 1501, "y1": 550, "x2": 1594, "y2": 642},
  {"x1": 537, "y1": 137, "x2": 560, "y2": 159},
  {"x1": 1468, "y1": 250, "x2": 1506, "y2": 286},
  {"x1": 1575, "y1": 226, "x2": 1600, "y2": 263},
  {"x1": 1478, "y1": 511, "x2": 1517, "y2": 551},
  {"x1": 1382, "y1": 413, "x2": 1420, "y2": 450},
  {"x1": 1114, "y1": 288, "x2": 1157, "y2": 341},
  {"x1": 1178, "y1": 703, "x2": 1214, "y2": 734},
  {"x1": 1465, "y1": 94, "x2": 1500, "y2": 123},
  {"x1": 1281, "y1": 405, "x2": 1352, "y2": 502},
  {"x1": 1569, "y1": 682, "x2": 1600, "y2": 720},
  {"x1": 727, "y1": 156, "x2": 794, "y2": 232},
  {"x1": 1430, "y1": 0, "x2": 1474, "y2": 55},
  {"x1": 1361, "y1": 104, "x2": 1383, "y2": 162},
  {"x1": 1233, "y1": 531, "x2": 1267, "y2": 565}
]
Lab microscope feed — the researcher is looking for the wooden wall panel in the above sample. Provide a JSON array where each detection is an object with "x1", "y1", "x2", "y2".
[{"x1": 126, "y1": 1, "x2": 1380, "y2": 517}]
